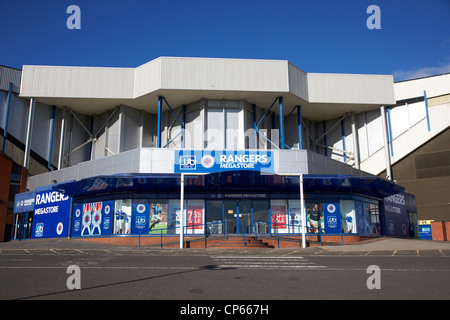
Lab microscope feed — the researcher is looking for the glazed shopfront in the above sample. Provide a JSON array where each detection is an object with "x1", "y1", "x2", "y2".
[{"x1": 13, "y1": 150, "x2": 417, "y2": 244}]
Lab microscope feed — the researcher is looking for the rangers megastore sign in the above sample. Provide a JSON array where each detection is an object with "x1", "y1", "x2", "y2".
[
  {"x1": 32, "y1": 189, "x2": 71, "y2": 239},
  {"x1": 175, "y1": 150, "x2": 274, "y2": 174}
]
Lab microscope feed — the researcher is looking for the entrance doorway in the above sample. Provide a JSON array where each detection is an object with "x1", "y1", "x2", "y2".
[
  {"x1": 206, "y1": 200, "x2": 269, "y2": 235},
  {"x1": 13, "y1": 212, "x2": 33, "y2": 240},
  {"x1": 224, "y1": 200, "x2": 252, "y2": 234}
]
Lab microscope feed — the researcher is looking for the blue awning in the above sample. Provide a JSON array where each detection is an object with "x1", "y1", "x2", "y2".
[{"x1": 51, "y1": 172, "x2": 404, "y2": 199}]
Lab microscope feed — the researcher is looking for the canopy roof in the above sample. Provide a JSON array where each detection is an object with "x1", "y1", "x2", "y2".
[{"x1": 52, "y1": 171, "x2": 404, "y2": 200}]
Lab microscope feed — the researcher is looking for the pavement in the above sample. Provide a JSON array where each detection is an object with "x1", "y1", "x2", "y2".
[{"x1": 1, "y1": 236, "x2": 450, "y2": 255}]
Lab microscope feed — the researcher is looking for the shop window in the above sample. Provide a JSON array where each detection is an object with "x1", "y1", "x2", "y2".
[
  {"x1": 340, "y1": 200, "x2": 356, "y2": 233},
  {"x1": 288, "y1": 200, "x2": 302, "y2": 233},
  {"x1": 114, "y1": 199, "x2": 132, "y2": 234},
  {"x1": 167, "y1": 199, "x2": 205, "y2": 235},
  {"x1": 306, "y1": 201, "x2": 324, "y2": 233},
  {"x1": 253, "y1": 200, "x2": 269, "y2": 234},
  {"x1": 206, "y1": 201, "x2": 223, "y2": 234},
  {"x1": 168, "y1": 199, "x2": 180, "y2": 234},
  {"x1": 370, "y1": 203, "x2": 380, "y2": 235},
  {"x1": 271, "y1": 200, "x2": 288, "y2": 233},
  {"x1": 186, "y1": 200, "x2": 205, "y2": 234}
]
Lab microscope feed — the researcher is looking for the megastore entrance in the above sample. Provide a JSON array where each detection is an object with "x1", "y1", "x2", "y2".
[{"x1": 206, "y1": 200, "x2": 270, "y2": 235}]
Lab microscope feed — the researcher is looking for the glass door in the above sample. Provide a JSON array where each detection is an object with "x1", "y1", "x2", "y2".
[
  {"x1": 12, "y1": 212, "x2": 33, "y2": 240},
  {"x1": 24, "y1": 212, "x2": 33, "y2": 239},
  {"x1": 13, "y1": 214, "x2": 21, "y2": 240},
  {"x1": 224, "y1": 201, "x2": 238, "y2": 234},
  {"x1": 239, "y1": 201, "x2": 252, "y2": 234},
  {"x1": 223, "y1": 200, "x2": 253, "y2": 234}
]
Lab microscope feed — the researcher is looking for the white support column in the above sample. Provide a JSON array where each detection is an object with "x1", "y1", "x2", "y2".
[
  {"x1": 179, "y1": 173, "x2": 185, "y2": 248},
  {"x1": 299, "y1": 174, "x2": 306, "y2": 249},
  {"x1": 23, "y1": 98, "x2": 35, "y2": 169},
  {"x1": 380, "y1": 106, "x2": 393, "y2": 180}
]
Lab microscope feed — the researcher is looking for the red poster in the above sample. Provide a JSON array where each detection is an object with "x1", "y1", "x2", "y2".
[
  {"x1": 271, "y1": 205, "x2": 287, "y2": 229},
  {"x1": 187, "y1": 207, "x2": 203, "y2": 229}
]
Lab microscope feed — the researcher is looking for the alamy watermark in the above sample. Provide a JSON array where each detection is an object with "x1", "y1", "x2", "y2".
[
  {"x1": 366, "y1": 5, "x2": 381, "y2": 30},
  {"x1": 366, "y1": 265, "x2": 381, "y2": 289},
  {"x1": 66, "y1": 5, "x2": 81, "y2": 30},
  {"x1": 66, "y1": 265, "x2": 81, "y2": 290}
]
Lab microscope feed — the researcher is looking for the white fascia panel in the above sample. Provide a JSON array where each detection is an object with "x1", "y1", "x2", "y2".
[
  {"x1": 307, "y1": 73, "x2": 395, "y2": 105},
  {"x1": 20, "y1": 65, "x2": 135, "y2": 99},
  {"x1": 159, "y1": 57, "x2": 290, "y2": 92}
]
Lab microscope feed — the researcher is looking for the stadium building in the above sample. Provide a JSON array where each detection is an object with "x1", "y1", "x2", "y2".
[{"x1": 2, "y1": 57, "x2": 449, "y2": 246}]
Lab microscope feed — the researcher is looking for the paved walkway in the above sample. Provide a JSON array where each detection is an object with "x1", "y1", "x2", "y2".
[
  {"x1": 1, "y1": 237, "x2": 449, "y2": 253},
  {"x1": 321, "y1": 237, "x2": 450, "y2": 252}
]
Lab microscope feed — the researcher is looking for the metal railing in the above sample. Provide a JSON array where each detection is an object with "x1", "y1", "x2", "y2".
[
  {"x1": 135, "y1": 220, "x2": 345, "y2": 248},
  {"x1": 138, "y1": 221, "x2": 228, "y2": 248},
  {"x1": 253, "y1": 221, "x2": 344, "y2": 248}
]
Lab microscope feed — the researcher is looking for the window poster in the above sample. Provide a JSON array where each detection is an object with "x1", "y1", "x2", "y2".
[
  {"x1": 149, "y1": 201, "x2": 168, "y2": 234},
  {"x1": 288, "y1": 200, "x2": 302, "y2": 233},
  {"x1": 271, "y1": 200, "x2": 287, "y2": 233},
  {"x1": 72, "y1": 200, "x2": 113, "y2": 237},
  {"x1": 132, "y1": 201, "x2": 149, "y2": 235},
  {"x1": 323, "y1": 202, "x2": 341, "y2": 234},
  {"x1": 186, "y1": 200, "x2": 205, "y2": 234},
  {"x1": 306, "y1": 201, "x2": 324, "y2": 233}
]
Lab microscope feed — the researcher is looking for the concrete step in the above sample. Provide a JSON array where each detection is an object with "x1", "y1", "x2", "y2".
[{"x1": 207, "y1": 237, "x2": 274, "y2": 249}]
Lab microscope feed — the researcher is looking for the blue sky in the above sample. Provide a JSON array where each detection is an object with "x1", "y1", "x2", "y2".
[{"x1": 1, "y1": 0, "x2": 449, "y2": 81}]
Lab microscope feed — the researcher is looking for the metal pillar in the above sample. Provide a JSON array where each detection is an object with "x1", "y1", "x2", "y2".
[
  {"x1": 47, "y1": 106, "x2": 56, "y2": 170},
  {"x1": 351, "y1": 113, "x2": 360, "y2": 169},
  {"x1": 2, "y1": 83, "x2": 12, "y2": 153},
  {"x1": 181, "y1": 104, "x2": 186, "y2": 148},
  {"x1": 58, "y1": 107, "x2": 67, "y2": 169},
  {"x1": 380, "y1": 106, "x2": 392, "y2": 180},
  {"x1": 157, "y1": 96, "x2": 163, "y2": 148},
  {"x1": 297, "y1": 106, "x2": 303, "y2": 149},
  {"x1": 341, "y1": 120, "x2": 346, "y2": 162},
  {"x1": 24, "y1": 98, "x2": 35, "y2": 169},
  {"x1": 424, "y1": 90, "x2": 431, "y2": 131},
  {"x1": 253, "y1": 104, "x2": 257, "y2": 148},
  {"x1": 386, "y1": 107, "x2": 394, "y2": 157},
  {"x1": 322, "y1": 121, "x2": 327, "y2": 156},
  {"x1": 278, "y1": 97, "x2": 284, "y2": 149}
]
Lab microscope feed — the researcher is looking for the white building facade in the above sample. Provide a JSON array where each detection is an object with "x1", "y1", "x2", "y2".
[{"x1": 3, "y1": 57, "x2": 448, "y2": 243}]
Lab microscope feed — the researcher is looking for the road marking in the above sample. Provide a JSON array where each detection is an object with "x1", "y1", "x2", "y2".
[
  {"x1": 211, "y1": 256, "x2": 326, "y2": 270},
  {"x1": 392, "y1": 250, "x2": 397, "y2": 256}
]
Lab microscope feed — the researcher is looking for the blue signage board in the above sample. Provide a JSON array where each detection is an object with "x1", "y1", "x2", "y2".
[
  {"x1": 31, "y1": 188, "x2": 71, "y2": 238},
  {"x1": 324, "y1": 202, "x2": 341, "y2": 234},
  {"x1": 418, "y1": 221, "x2": 433, "y2": 240},
  {"x1": 383, "y1": 193, "x2": 410, "y2": 237},
  {"x1": 72, "y1": 200, "x2": 113, "y2": 237},
  {"x1": 132, "y1": 201, "x2": 150, "y2": 234},
  {"x1": 175, "y1": 150, "x2": 274, "y2": 174},
  {"x1": 14, "y1": 191, "x2": 36, "y2": 214}
]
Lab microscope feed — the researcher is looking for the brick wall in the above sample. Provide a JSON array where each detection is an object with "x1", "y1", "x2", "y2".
[
  {"x1": 431, "y1": 221, "x2": 448, "y2": 241},
  {"x1": 0, "y1": 154, "x2": 12, "y2": 242}
]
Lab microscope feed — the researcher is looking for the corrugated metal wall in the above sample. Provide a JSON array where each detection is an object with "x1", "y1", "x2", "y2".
[{"x1": 0, "y1": 66, "x2": 22, "y2": 93}]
